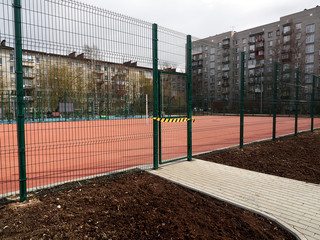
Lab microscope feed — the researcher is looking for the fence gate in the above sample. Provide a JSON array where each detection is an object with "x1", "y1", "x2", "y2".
[{"x1": 152, "y1": 24, "x2": 193, "y2": 169}]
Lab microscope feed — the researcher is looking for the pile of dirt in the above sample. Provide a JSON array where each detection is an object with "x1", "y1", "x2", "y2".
[
  {"x1": 198, "y1": 131, "x2": 320, "y2": 184},
  {"x1": 0, "y1": 171, "x2": 294, "y2": 239}
]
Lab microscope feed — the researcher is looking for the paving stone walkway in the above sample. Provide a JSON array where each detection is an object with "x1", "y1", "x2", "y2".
[{"x1": 150, "y1": 159, "x2": 320, "y2": 240}]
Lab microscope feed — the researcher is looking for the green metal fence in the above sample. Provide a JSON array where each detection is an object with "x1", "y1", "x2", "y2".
[
  {"x1": 190, "y1": 35, "x2": 320, "y2": 156},
  {"x1": 0, "y1": 0, "x2": 193, "y2": 202}
]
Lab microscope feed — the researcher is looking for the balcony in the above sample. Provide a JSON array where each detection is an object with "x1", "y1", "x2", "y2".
[
  {"x1": 222, "y1": 91, "x2": 229, "y2": 95},
  {"x1": 222, "y1": 59, "x2": 230, "y2": 64},
  {"x1": 22, "y1": 59, "x2": 35, "y2": 68},
  {"x1": 23, "y1": 96, "x2": 34, "y2": 101},
  {"x1": 282, "y1": 30, "x2": 292, "y2": 36},
  {"x1": 222, "y1": 75, "x2": 229, "y2": 80},
  {"x1": 23, "y1": 83, "x2": 35, "y2": 89},
  {"x1": 222, "y1": 43, "x2": 230, "y2": 49},
  {"x1": 222, "y1": 82, "x2": 229, "y2": 88},
  {"x1": 23, "y1": 72, "x2": 36, "y2": 78},
  {"x1": 222, "y1": 52, "x2": 230, "y2": 57},
  {"x1": 256, "y1": 54, "x2": 264, "y2": 59},
  {"x1": 94, "y1": 69, "x2": 104, "y2": 75},
  {"x1": 248, "y1": 78, "x2": 255, "y2": 85},
  {"x1": 222, "y1": 67, "x2": 230, "y2": 72}
]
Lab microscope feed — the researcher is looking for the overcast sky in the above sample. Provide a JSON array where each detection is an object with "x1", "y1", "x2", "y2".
[{"x1": 78, "y1": 0, "x2": 318, "y2": 38}]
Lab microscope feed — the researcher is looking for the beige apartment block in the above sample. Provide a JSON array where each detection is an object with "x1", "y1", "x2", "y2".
[{"x1": 192, "y1": 6, "x2": 320, "y2": 113}]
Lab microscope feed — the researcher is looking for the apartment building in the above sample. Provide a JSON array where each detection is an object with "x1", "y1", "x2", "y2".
[
  {"x1": 0, "y1": 42, "x2": 157, "y2": 117},
  {"x1": 192, "y1": 6, "x2": 320, "y2": 113}
]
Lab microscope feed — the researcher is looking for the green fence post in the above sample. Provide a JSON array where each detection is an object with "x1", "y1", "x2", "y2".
[
  {"x1": 64, "y1": 92, "x2": 67, "y2": 122},
  {"x1": 14, "y1": 0, "x2": 27, "y2": 202},
  {"x1": 272, "y1": 62, "x2": 278, "y2": 140},
  {"x1": 140, "y1": 95, "x2": 143, "y2": 118},
  {"x1": 125, "y1": 94, "x2": 128, "y2": 119},
  {"x1": 8, "y1": 90, "x2": 11, "y2": 123},
  {"x1": 167, "y1": 96, "x2": 170, "y2": 117},
  {"x1": 92, "y1": 96, "x2": 94, "y2": 119},
  {"x1": 240, "y1": 52, "x2": 245, "y2": 149},
  {"x1": 311, "y1": 75, "x2": 316, "y2": 132},
  {"x1": 187, "y1": 35, "x2": 192, "y2": 160},
  {"x1": 107, "y1": 93, "x2": 110, "y2": 120},
  {"x1": 179, "y1": 96, "x2": 181, "y2": 117},
  {"x1": 37, "y1": 91, "x2": 41, "y2": 122},
  {"x1": 295, "y1": 69, "x2": 299, "y2": 136},
  {"x1": 1, "y1": 93, "x2": 3, "y2": 121},
  {"x1": 152, "y1": 23, "x2": 159, "y2": 170},
  {"x1": 86, "y1": 94, "x2": 89, "y2": 120},
  {"x1": 158, "y1": 72, "x2": 162, "y2": 164}
]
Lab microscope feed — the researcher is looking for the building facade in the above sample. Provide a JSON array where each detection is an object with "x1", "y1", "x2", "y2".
[{"x1": 192, "y1": 6, "x2": 320, "y2": 113}]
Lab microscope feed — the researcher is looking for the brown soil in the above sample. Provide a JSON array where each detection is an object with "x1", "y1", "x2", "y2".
[
  {"x1": 2, "y1": 132, "x2": 318, "y2": 239},
  {"x1": 198, "y1": 130, "x2": 320, "y2": 184},
  {"x1": 0, "y1": 172, "x2": 295, "y2": 240}
]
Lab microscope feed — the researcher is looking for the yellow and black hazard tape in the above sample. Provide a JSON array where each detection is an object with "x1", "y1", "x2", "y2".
[{"x1": 150, "y1": 117, "x2": 195, "y2": 123}]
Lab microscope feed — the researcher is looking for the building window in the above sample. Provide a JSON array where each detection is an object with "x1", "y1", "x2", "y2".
[
  {"x1": 210, "y1": 48, "x2": 215, "y2": 54},
  {"x1": 276, "y1": 30, "x2": 280, "y2": 36},
  {"x1": 305, "y1": 75, "x2": 313, "y2": 84},
  {"x1": 258, "y1": 50, "x2": 264, "y2": 56},
  {"x1": 242, "y1": 38, "x2": 247, "y2": 44},
  {"x1": 295, "y1": 23, "x2": 302, "y2": 30},
  {"x1": 249, "y1": 45, "x2": 255, "y2": 51},
  {"x1": 249, "y1": 53, "x2": 255, "y2": 59},
  {"x1": 199, "y1": 54, "x2": 203, "y2": 59},
  {"x1": 10, "y1": 54, "x2": 14, "y2": 61},
  {"x1": 283, "y1": 45, "x2": 290, "y2": 52},
  {"x1": 306, "y1": 34, "x2": 315, "y2": 43},
  {"x1": 305, "y1": 64, "x2": 314, "y2": 73},
  {"x1": 242, "y1": 46, "x2": 247, "y2": 52},
  {"x1": 283, "y1": 26, "x2": 291, "y2": 34},
  {"x1": 306, "y1": 44, "x2": 314, "y2": 54},
  {"x1": 306, "y1": 24, "x2": 315, "y2": 33},
  {"x1": 235, "y1": 40, "x2": 239, "y2": 45},
  {"x1": 0, "y1": 57, "x2": 2, "y2": 65},
  {"x1": 283, "y1": 64, "x2": 290, "y2": 71},
  {"x1": 268, "y1": 32, "x2": 273, "y2": 38},
  {"x1": 268, "y1": 40, "x2": 273, "y2": 47},
  {"x1": 210, "y1": 55, "x2": 215, "y2": 61},
  {"x1": 10, "y1": 66, "x2": 15, "y2": 73},
  {"x1": 249, "y1": 36, "x2": 255, "y2": 43},
  {"x1": 305, "y1": 54, "x2": 314, "y2": 63},
  {"x1": 296, "y1": 33, "x2": 302, "y2": 40},
  {"x1": 283, "y1": 35, "x2": 290, "y2": 43}
]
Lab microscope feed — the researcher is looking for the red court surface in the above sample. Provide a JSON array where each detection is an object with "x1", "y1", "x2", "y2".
[{"x1": 1, "y1": 116, "x2": 319, "y2": 196}]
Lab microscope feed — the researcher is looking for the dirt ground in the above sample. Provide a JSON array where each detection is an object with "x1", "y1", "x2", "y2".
[
  {"x1": 198, "y1": 130, "x2": 320, "y2": 184},
  {"x1": 2, "y1": 131, "x2": 319, "y2": 239}
]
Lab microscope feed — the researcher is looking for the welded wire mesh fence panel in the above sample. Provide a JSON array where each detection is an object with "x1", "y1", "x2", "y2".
[
  {"x1": 157, "y1": 27, "x2": 188, "y2": 162},
  {"x1": 191, "y1": 39, "x2": 244, "y2": 155},
  {"x1": 1, "y1": 0, "x2": 158, "y2": 200},
  {"x1": 190, "y1": 39, "x2": 320, "y2": 156},
  {"x1": 0, "y1": 0, "x2": 20, "y2": 199}
]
